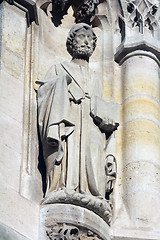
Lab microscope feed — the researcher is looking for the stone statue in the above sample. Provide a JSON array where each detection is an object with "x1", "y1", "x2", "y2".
[{"x1": 37, "y1": 23, "x2": 119, "y2": 201}]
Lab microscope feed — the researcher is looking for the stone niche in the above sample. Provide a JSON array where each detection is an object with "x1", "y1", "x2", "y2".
[
  {"x1": 1, "y1": 0, "x2": 160, "y2": 240},
  {"x1": 36, "y1": 1, "x2": 119, "y2": 240}
]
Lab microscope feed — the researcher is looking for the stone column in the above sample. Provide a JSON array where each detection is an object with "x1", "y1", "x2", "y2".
[
  {"x1": 114, "y1": 0, "x2": 160, "y2": 232},
  {"x1": 120, "y1": 51, "x2": 160, "y2": 227}
]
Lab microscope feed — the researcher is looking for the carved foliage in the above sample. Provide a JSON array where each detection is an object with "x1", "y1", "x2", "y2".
[
  {"x1": 42, "y1": 189, "x2": 112, "y2": 225},
  {"x1": 46, "y1": 224, "x2": 102, "y2": 240},
  {"x1": 124, "y1": 0, "x2": 160, "y2": 34}
]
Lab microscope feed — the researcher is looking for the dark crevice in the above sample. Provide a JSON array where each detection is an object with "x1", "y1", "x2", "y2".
[{"x1": 37, "y1": 128, "x2": 46, "y2": 197}]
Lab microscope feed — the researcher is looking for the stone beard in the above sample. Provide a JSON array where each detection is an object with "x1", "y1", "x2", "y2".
[
  {"x1": 66, "y1": 24, "x2": 97, "y2": 60},
  {"x1": 37, "y1": 23, "x2": 118, "y2": 203}
]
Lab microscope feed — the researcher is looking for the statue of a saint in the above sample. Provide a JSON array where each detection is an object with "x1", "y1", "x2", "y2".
[{"x1": 37, "y1": 23, "x2": 119, "y2": 199}]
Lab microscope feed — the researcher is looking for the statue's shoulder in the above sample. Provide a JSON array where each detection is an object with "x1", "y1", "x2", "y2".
[
  {"x1": 52, "y1": 61, "x2": 76, "y2": 76},
  {"x1": 36, "y1": 61, "x2": 79, "y2": 86},
  {"x1": 36, "y1": 65, "x2": 57, "y2": 85},
  {"x1": 36, "y1": 62, "x2": 68, "y2": 85}
]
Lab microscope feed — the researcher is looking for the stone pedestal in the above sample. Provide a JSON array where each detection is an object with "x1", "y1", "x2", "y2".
[{"x1": 40, "y1": 204, "x2": 111, "y2": 240}]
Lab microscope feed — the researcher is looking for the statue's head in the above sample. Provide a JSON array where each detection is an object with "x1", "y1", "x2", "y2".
[{"x1": 66, "y1": 23, "x2": 97, "y2": 61}]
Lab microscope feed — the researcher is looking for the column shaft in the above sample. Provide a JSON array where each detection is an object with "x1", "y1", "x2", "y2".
[{"x1": 121, "y1": 52, "x2": 160, "y2": 228}]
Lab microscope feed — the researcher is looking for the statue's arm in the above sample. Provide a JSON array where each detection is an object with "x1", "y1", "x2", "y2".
[{"x1": 90, "y1": 96, "x2": 119, "y2": 134}]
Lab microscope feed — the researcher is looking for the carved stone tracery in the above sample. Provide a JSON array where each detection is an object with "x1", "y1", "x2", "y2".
[
  {"x1": 46, "y1": 224, "x2": 103, "y2": 240},
  {"x1": 118, "y1": 0, "x2": 160, "y2": 39},
  {"x1": 125, "y1": 0, "x2": 159, "y2": 34},
  {"x1": 116, "y1": 0, "x2": 160, "y2": 63}
]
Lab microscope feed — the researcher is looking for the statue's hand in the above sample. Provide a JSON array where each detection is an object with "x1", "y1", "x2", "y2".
[{"x1": 99, "y1": 119, "x2": 119, "y2": 133}]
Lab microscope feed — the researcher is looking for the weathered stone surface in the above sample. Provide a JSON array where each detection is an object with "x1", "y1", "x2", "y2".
[
  {"x1": 0, "y1": 3, "x2": 26, "y2": 80},
  {"x1": 0, "y1": 72, "x2": 24, "y2": 123},
  {"x1": 0, "y1": 111, "x2": 22, "y2": 153}
]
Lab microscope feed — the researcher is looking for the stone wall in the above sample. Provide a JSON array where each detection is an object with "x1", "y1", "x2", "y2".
[{"x1": 0, "y1": 2, "x2": 40, "y2": 240}]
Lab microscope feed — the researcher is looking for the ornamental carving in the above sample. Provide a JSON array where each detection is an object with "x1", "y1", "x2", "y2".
[
  {"x1": 42, "y1": 188, "x2": 112, "y2": 224},
  {"x1": 119, "y1": 0, "x2": 160, "y2": 36},
  {"x1": 46, "y1": 223, "x2": 102, "y2": 240},
  {"x1": 115, "y1": 0, "x2": 160, "y2": 63},
  {"x1": 125, "y1": 0, "x2": 159, "y2": 34},
  {"x1": 40, "y1": 0, "x2": 102, "y2": 26},
  {"x1": 73, "y1": 0, "x2": 100, "y2": 24}
]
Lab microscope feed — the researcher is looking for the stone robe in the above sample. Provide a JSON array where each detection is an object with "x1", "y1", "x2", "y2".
[{"x1": 38, "y1": 61, "x2": 111, "y2": 197}]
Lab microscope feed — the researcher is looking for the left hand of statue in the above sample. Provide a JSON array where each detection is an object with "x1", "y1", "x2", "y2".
[{"x1": 99, "y1": 119, "x2": 119, "y2": 133}]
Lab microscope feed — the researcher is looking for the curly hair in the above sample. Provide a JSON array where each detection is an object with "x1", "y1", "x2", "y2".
[{"x1": 66, "y1": 23, "x2": 97, "y2": 57}]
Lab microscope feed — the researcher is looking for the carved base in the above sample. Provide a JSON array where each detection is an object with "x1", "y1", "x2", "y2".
[
  {"x1": 40, "y1": 204, "x2": 111, "y2": 240},
  {"x1": 41, "y1": 189, "x2": 112, "y2": 224}
]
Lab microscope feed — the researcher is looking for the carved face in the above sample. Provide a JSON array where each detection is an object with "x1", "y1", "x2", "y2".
[{"x1": 72, "y1": 28, "x2": 95, "y2": 59}]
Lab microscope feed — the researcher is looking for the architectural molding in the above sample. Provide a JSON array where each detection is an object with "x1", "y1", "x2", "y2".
[
  {"x1": 115, "y1": 36, "x2": 160, "y2": 63},
  {"x1": 0, "y1": 0, "x2": 39, "y2": 26},
  {"x1": 118, "y1": 50, "x2": 160, "y2": 66},
  {"x1": 120, "y1": 0, "x2": 160, "y2": 35},
  {"x1": 115, "y1": 0, "x2": 160, "y2": 63}
]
